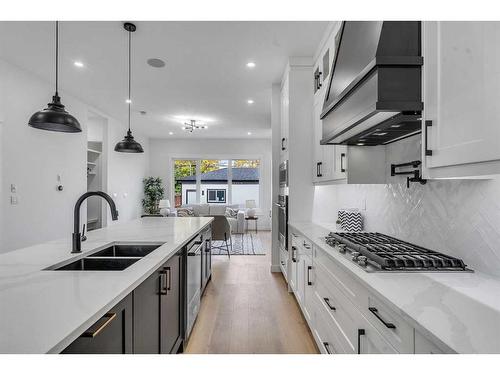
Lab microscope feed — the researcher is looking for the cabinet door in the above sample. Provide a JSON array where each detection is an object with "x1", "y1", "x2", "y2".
[
  {"x1": 62, "y1": 294, "x2": 133, "y2": 354},
  {"x1": 333, "y1": 145, "x2": 347, "y2": 180},
  {"x1": 133, "y1": 271, "x2": 161, "y2": 354},
  {"x1": 280, "y1": 76, "x2": 289, "y2": 161},
  {"x1": 160, "y1": 254, "x2": 182, "y2": 354},
  {"x1": 424, "y1": 21, "x2": 500, "y2": 174},
  {"x1": 303, "y1": 255, "x2": 313, "y2": 323},
  {"x1": 204, "y1": 236, "x2": 212, "y2": 284}
]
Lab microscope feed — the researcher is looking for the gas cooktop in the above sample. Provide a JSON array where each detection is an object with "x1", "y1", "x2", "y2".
[{"x1": 325, "y1": 232, "x2": 472, "y2": 272}]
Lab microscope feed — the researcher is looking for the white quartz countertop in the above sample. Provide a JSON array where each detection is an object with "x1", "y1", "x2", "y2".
[
  {"x1": 0, "y1": 217, "x2": 213, "y2": 354},
  {"x1": 289, "y1": 221, "x2": 500, "y2": 354}
]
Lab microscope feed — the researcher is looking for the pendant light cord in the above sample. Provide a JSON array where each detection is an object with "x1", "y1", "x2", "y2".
[
  {"x1": 55, "y1": 21, "x2": 59, "y2": 95},
  {"x1": 128, "y1": 28, "x2": 131, "y2": 132}
]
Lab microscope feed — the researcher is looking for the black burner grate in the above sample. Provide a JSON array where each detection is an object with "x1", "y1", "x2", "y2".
[{"x1": 327, "y1": 232, "x2": 468, "y2": 271}]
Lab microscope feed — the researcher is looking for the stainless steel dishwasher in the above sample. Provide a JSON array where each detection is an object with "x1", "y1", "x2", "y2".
[{"x1": 185, "y1": 235, "x2": 202, "y2": 338}]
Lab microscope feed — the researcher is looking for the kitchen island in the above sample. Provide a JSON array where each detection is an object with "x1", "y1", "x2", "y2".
[{"x1": 0, "y1": 216, "x2": 213, "y2": 354}]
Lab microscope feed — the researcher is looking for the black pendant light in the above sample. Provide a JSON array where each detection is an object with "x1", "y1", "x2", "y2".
[
  {"x1": 114, "y1": 22, "x2": 144, "y2": 153},
  {"x1": 28, "y1": 21, "x2": 81, "y2": 133}
]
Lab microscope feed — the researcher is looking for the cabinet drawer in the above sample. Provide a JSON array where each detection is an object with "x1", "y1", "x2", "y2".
[
  {"x1": 415, "y1": 331, "x2": 446, "y2": 354},
  {"x1": 365, "y1": 295, "x2": 414, "y2": 353},
  {"x1": 311, "y1": 292, "x2": 346, "y2": 354},
  {"x1": 315, "y1": 262, "x2": 398, "y2": 354},
  {"x1": 314, "y1": 247, "x2": 369, "y2": 310}
]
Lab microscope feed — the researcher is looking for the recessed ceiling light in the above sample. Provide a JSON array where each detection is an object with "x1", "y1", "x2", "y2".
[
  {"x1": 126, "y1": 99, "x2": 132, "y2": 104},
  {"x1": 246, "y1": 62, "x2": 256, "y2": 68},
  {"x1": 357, "y1": 143, "x2": 365, "y2": 146},
  {"x1": 247, "y1": 132, "x2": 252, "y2": 135},
  {"x1": 373, "y1": 132, "x2": 388, "y2": 136},
  {"x1": 169, "y1": 131, "x2": 173, "y2": 135},
  {"x1": 147, "y1": 58, "x2": 166, "y2": 68},
  {"x1": 74, "y1": 61, "x2": 84, "y2": 68},
  {"x1": 247, "y1": 99, "x2": 254, "y2": 104},
  {"x1": 391, "y1": 124, "x2": 401, "y2": 128}
]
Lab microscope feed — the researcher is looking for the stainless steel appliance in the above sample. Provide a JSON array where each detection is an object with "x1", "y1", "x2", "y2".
[
  {"x1": 276, "y1": 194, "x2": 288, "y2": 251},
  {"x1": 185, "y1": 235, "x2": 202, "y2": 338},
  {"x1": 201, "y1": 226, "x2": 212, "y2": 293},
  {"x1": 320, "y1": 21, "x2": 423, "y2": 146},
  {"x1": 325, "y1": 232, "x2": 472, "y2": 273},
  {"x1": 279, "y1": 160, "x2": 288, "y2": 188}
]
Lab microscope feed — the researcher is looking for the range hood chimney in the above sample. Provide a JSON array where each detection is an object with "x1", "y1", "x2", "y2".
[{"x1": 320, "y1": 21, "x2": 423, "y2": 146}]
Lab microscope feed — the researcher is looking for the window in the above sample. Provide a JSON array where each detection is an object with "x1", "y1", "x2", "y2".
[
  {"x1": 172, "y1": 158, "x2": 260, "y2": 208},
  {"x1": 207, "y1": 189, "x2": 226, "y2": 203}
]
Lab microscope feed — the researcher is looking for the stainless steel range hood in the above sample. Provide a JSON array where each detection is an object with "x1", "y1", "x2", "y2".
[{"x1": 320, "y1": 21, "x2": 423, "y2": 146}]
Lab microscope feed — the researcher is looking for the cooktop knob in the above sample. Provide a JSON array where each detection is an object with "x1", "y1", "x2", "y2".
[
  {"x1": 351, "y1": 251, "x2": 360, "y2": 260},
  {"x1": 338, "y1": 244, "x2": 347, "y2": 253},
  {"x1": 358, "y1": 256, "x2": 368, "y2": 267}
]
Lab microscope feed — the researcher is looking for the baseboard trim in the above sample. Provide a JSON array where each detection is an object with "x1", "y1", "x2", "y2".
[{"x1": 270, "y1": 264, "x2": 281, "y2": 273}]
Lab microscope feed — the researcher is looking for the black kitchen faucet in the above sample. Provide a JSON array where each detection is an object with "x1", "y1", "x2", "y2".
[{"x1": 72, "y1": 191, "x2": 118, "y2": 253}]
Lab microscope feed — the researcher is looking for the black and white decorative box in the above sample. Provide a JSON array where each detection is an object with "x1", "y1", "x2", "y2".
[{"x1": 338, "y1": 209, "x2": 363, "y2": 232}]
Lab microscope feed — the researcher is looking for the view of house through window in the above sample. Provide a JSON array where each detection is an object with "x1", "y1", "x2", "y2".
[{"x1": 174, "y1": 158, "x2": 260, "y2": 209}]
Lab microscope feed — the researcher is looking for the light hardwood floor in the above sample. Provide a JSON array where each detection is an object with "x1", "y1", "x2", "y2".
[{"x1": 185, "y1": 231, "x2": 319, "y2": 354}]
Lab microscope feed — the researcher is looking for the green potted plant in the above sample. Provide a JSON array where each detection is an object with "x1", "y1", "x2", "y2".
[{"x1": 142, "y1": 177, "x2": 165, "y2": 215}]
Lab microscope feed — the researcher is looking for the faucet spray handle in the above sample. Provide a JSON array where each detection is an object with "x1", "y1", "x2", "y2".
[{"x1": 81, "y1": 224, "x2": 87, "y2": 242}]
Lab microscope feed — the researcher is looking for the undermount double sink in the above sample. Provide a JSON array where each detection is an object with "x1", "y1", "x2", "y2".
[{"x1": 47, "y1": 243, "x2": 164, "y2": 271}]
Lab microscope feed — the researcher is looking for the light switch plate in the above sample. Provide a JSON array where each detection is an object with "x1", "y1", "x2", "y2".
[
  {"x1": 10, "y1": 196, "x2": 18, "y2": 205},
  {"x1": 10, "y1": 184, "x2": 16, "y2": 193}
]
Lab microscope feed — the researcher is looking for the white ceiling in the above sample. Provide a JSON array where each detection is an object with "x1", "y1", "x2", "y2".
[{"x1": 0, "y1": 21, "x2": 329, "y2": 139}]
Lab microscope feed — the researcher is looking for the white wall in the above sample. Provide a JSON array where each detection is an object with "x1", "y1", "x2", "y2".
[
  {"x1": 149, "y1": 138, "x2": 272, "y2": 229},
  {"x1": 0, "y1": 59, "x2": 148, "y2": 253},
  {"x1": 312, "y1": 136, "x2": 500, "y2": 277}
]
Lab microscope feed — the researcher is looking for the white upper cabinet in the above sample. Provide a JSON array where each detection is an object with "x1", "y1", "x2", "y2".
[
  {"x1": 280, "y1": 74, "x2": 289, "y2": 163},
  {"x1": 423, "y1": 21, "x2": 500, "y2": 178}
]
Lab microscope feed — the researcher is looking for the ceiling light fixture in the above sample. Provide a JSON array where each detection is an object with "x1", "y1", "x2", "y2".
[
  {"x1": 246, "y1": 62, "x2": 256, "y2": 68},
  {"x1": 114, "y1": 22, "x2": 144, "y2": 153},
  {"x1": 74, "y1": 61, "x2": 84, "y2": 68},
  {"x1": 169, "y1": 131, "x2": 173, "y2": 135},
  {"x1": 182, "y1": 120, "x2": 207, "y2": 133},
  {"x1": 125, "y1": 99, "x2": 132, "y2": 104},
  {"x1": 247, "y1": 132, "x2": 252, "y2": 135},
  {"x1": 247, "y1": 99, "x2": 254, "y2": 104},
  {"x1": 28, "y1": 21, "x2": 81, "y2": 133}
]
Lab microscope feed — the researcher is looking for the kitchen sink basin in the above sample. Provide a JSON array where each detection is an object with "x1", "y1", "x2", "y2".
[
  {"x1": 88, "y1": 243, "x2": 162, "y2": 258},
  {"x1": 52, "y1": 257, "x2": 140, "y2": 271}
]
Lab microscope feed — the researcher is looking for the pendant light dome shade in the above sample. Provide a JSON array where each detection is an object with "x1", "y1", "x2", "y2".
[
  {"x1": 28, "y1": 21, "x2": 81, "y2": 133},
  {"x1": 115, "y1": 22, "x2": 143, "y2": 153},
  {"x1": 29, "y1": 93, "x2": 81, "y2": 132},
  {"x1": 114, "y1": 129, "x2": 144, "y2": 153}
]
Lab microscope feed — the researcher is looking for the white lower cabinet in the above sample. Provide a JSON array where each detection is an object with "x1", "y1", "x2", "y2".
[{"x1": 287, "y1": 227, "x2": 447, "y2": 354}]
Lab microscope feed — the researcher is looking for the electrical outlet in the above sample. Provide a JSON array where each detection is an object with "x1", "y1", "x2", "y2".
[
  {"x1": 361, "y1": 198, "x2": 367, "y2": 211},
  {"x1": 10, "y1": 196, "x2": 18, "y2": 205},
  {"x1": 10, "y1": 184, "x2": 16, "y2": 193}
]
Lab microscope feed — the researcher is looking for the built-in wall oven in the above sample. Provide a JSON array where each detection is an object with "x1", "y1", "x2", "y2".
[
  {"x1": 277, "y1": 194, "x2": 288, "y2": 251},
  {"x1": 185, "y1": 234, "x2": 202, "y2": 339},
  {"x1": 277, "y1": 161, "x2": 289, "y2": 251}
]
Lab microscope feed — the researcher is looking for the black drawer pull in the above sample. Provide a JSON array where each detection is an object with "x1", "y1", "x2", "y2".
[
  {"x1": 323, "y1": 297, "x2": 336, "y2": 311},
  {"x1": 323, "y1": 342, "x2": 332, "y2": 354},
  {"x1": 368, "y1": 307, "x2": 396, "y2": 329},
  {"x1": 425, "y1": 120, "x2": 433, "y2": 156},
  {"x1": 357, "y1": 329, "x2": 365, "y2": 354},
  {"x1": 307, "y1": 265, "x2": 312, "y2": 285},
  {"x1": 291, "y1": 246, "x2": 297, "y2": 262},
  {"x1": 340, "y1": 153, "x2": 346, "y2": 173}
]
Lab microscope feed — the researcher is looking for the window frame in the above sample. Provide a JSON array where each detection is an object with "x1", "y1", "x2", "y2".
[{"x1": 206, "y1": 188, "x2": 227, "y2": 203}]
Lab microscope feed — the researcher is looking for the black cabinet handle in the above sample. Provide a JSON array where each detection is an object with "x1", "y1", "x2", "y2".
[
  {"x1": 318, "y1": 162, "x2": 322, "y2": 177},
  {"x1": 82, "y1": 313, "x2": 117, "y2": 338},
  {"x1": 323, "y1": 297, "x2": 336, "y2": 311},
  {"x1": 357, "y1": 329, "x2": 365, "y2": 354},
  {"x1": 368, "y1": 307, "x2": 396, "y2": 329},
  {"x1": 291, "y1": 246, "x2": 297, "y2": 262},
  {"x1": 323, "y1": 342, "x2": 332, "y2": 354},
  {"x1": 317, "y1": 72, "x2": 323, "y2": 89},
  {"x1": 425, "y1": 120, "x2": 433, "y2": 156},
  {"x1": 307, "y1": 265, "x2": 312, "y2": 285},
  {"x1": 340, "y1": 153, "x2": 346, "y2": 173},
  {"x1": 281, "y1": 137, "x2": 286, "y2": 151}
]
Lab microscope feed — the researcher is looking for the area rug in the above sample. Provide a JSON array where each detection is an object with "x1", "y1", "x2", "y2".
[{"x1": 212, "y1": 233, "x2": 265, "y2": 255}]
